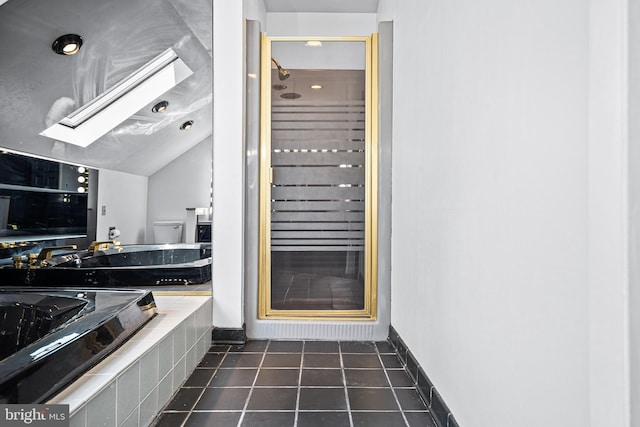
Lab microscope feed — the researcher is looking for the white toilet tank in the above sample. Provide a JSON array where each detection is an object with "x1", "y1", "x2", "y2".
[{"x1": 153, "y1": 221, "x2": 184, "y2": 243}]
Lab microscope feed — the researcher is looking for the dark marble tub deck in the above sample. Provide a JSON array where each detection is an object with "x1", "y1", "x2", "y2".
[{"x1": 152, "y1": 340, "x2": 437, "y2": 427}]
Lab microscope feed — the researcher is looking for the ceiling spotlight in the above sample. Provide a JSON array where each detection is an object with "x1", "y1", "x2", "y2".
[
  {"x1": 310, "y1": 84, "x2": 322, "y2": 89},
  {"x1": 180, "y1": 120, "x2": 194, "y2": 131},
  {"x1": 52, "y1": 34, "x2": 83, "y2": 55},
  {"x1": 305, "y1": 41, "x2": 322, "y2": 47},
  {"x1": 152, "y1": 100, "x2": 169, "y2": 113},
  {"x1": 272, "y1": 84, "x2": 288, "y2": 91}
]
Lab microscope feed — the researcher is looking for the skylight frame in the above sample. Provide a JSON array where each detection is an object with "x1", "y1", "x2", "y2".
[{"x1": 40, "y1": 48, "x2": 193, "y2": 147}]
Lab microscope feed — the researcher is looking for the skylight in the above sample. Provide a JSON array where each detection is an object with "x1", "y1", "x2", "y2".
[{"x1": 40, "y1": 48, "x2": 192, "y2": 147}]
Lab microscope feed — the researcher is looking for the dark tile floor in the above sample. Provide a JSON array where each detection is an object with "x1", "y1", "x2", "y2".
[{"x1": 152, "y1": 340, "x2": 437, "y2": 427}]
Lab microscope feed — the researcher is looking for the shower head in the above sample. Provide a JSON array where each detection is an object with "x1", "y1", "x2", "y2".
[
  {"x1": 271, "y1": 57, "x2": 290, "y2": 81},
  {"x1": 278, "y1": 67, "x2": 290, "y2": 81}
]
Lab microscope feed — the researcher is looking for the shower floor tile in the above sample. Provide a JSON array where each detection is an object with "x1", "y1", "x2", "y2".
[{"x1": 152, "y1": 340, "x2": 436, "y2": 427}]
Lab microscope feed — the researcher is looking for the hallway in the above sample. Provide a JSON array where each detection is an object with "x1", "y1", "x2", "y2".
[{"x1": 153, "y1": 340, "x2": 435, "y2": 426}]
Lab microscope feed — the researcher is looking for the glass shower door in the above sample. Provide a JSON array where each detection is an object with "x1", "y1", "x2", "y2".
[{"x1": 259, "y1": 36, "x2": 378, "y2": 319}]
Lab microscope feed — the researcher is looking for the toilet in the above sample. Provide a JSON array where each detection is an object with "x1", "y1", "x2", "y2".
[
  {"x1": 0, "y1": 196, "x2": 9, "y2": 229},
  {"x1": 153, "y1": 221, "x2": 184, "y2": 243}
]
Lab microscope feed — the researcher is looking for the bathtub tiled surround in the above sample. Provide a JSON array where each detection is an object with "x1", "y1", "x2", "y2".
[
  {"x1": 48, "y1": 295, "x2": 212, "y2": 427},
  {"x1": 388, "y1": 326, "x2": 459, "y2": 427}
]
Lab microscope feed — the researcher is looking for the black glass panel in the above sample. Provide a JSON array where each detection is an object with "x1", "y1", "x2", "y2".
[
  {"x1": 0, "y1": 154, "x2": 59, "y2": 189},
  {"x1": 0, "y1": 189, "x2": 87, "y2": 238},
  {"x1": 0, "y1": 151, "x2": 90, "y2": 242}
]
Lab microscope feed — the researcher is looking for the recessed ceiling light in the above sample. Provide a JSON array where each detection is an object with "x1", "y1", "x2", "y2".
[
  {"x1": 152, "y1": 100, "x2": 169, "y2": 113},
  {"x1": 180, "y1": 120, "x2": 194, "y2": 131},
  {"x1": 52, "y1": 34, "x2": 83, "y2": 55},
  {"x1": 272, "y1": 84, "x2": 288, "y2": 91},
  {"x1": 305, "y1": 41, "x2": 322, "y2": 47},
  {"x1": 310, "y1": 84, "x2": 322, "y2": 89}
]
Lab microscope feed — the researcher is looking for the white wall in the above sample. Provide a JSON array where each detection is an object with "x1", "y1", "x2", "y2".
[
  {"x1": 147, "y1": 137, "x2": 212, "y2": 243},
  {"x1": 381, "y1": 0, "x2": 598, "y2": 426},
  {"x1": 96, "y1": 169, "x2": 147, "y2": 244},
  {"x1": 266, "y1": 13, "x2": 376, "y2": 36},
  {"x1": 630, "y1": 0, "x2": 640, "y2": 423},
  {"x1": 243, "y1": 0, "x2": 266, "y2": 22},
  {"x1": 587, "y1": 0, "x2": 630, "y2": 425},
  {"x1": 212, "y1": 0, "x2": 245, "y2": 328}
]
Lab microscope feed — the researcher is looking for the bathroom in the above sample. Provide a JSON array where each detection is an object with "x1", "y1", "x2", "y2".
[
  {"x1": 0, "y1": 0, "x2": 638, "y2": 427},
  {"x1": 0, "y1": 0, "x2": 420, "y2": 425}
]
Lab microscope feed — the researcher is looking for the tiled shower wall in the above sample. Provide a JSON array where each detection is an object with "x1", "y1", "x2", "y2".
[{"x1": 49, "y1": 295, "x2": 213, "y2": 427}]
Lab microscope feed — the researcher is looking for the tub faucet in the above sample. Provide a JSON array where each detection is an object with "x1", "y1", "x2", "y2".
[
  {"x1": 88, "y1": 240, "x2": 120, "y2": 252},
  {"x1": 37, "y1": 245, "x2": 78, "y2": 262},
  {"x1": 12, "y1": 256, "x2": 23, "y2": 269}
]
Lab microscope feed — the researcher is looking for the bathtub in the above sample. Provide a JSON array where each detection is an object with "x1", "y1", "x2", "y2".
[
  {"x1": 0, "y1": 243, "x2": 211, "y2": 288},
  {"x1": 0, "y1": 288, "x2": 157, "y2": 403}
]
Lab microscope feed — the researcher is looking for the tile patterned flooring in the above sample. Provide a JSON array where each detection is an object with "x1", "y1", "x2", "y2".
[{"x1": 152, "y1": 340, "x2": 437, "y2": 427}]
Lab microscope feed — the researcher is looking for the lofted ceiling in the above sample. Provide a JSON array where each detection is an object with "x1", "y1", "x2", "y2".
[{"x1": 0, "y1": 0, "x2": 212, "y2": 176}]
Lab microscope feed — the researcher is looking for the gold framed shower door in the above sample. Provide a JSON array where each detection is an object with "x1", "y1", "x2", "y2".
[{"x1": 258, "y1": 34, "x2": 379, "y2": 320}]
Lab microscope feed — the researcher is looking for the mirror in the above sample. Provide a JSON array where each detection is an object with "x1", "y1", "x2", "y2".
[
  {"x1": 0, "y1": 0, "x2": 212, "y2": 249},
  {"x1": 0, "y1": 0, "x2": 212, "y2": 176}
]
